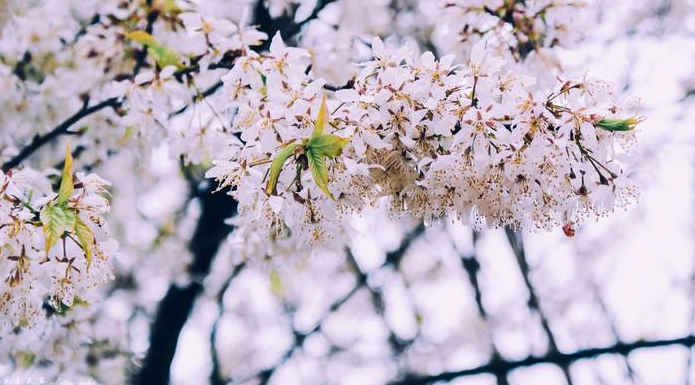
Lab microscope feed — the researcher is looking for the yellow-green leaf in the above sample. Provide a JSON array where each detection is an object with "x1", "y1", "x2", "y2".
[
  {"x1": 306, "y1": 133, "x2": 349, "y2": 159},
  {"x1": 74, "y1": 217, "x2": 94, "y2": 268},
  {"x1": 595, "y1": 117, "x2": 641, "y2": 132},
  {"x1": 265, "y1": 142, "x2": 301, "y2": 196},
  {"x1": 148, "y1": 45, "x2": 184, "y2": 69},
  {"x1": 15, "y1": 352, "x2": 35, "y2": 368},
  {"x1": 269, "y1": 269, "x2": 284, "y2": 297},
  {"x1": 126, "y1": 30, "x2": 183, "y2": 69},
  {"x1": 161, "y1": 0, "x2": 183, "y2": 14},
  {"x1": 57, "y1": 141, "x2": 74, "y2": 205},
  {"x1": 40, "y1": 203, "x2": 76, "y2": 257},
  {"x1": 306, "y1": 146, "x2": 333, "y2": 200},
  {"x1": 126, "y1": 30, "x2": 158, "y2": 47},
  {"x1": 312, "y1": 93, "x2": 329, "y2": 136}
]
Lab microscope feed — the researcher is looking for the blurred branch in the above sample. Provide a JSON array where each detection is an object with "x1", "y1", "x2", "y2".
[
  {"x1": 390, "y1": 334, "x2": 695, "y2": 385},
  {"x1": 132, "y1": 2, "x2": 159, "y2": 76},
  {"x1": 589, "y1": 282, "x2": 638, "y2": 382},
  {"x1": 210, "y1": 263, "x2": 246, "y2": 385},
  {"x1": 458, "y1": 230, "x2": 510, "y2": 385},
  {"x1": 505, "y1": 228, "x2": 574, "y2": 385},
  {"x1": 133, "y1": 184, "x2": 238, "y2": 385},
  {"x1": 346, "y1": 223, "x2": 426, "y2": 363},
  {"x1": 236, "y1": 261, "x2": 362, "y2": 385},
  {"x1": 252, "y1": 0, "x2": 337, "y2": 51},
  {"x1": 244, "y1": 223, "x2": 425, "y2": 384}
]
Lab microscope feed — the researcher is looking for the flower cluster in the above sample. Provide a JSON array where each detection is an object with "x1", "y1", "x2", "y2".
[
  {"x1": 209, "y1": 34, "x2": 641, "y2": 246},
  {"x1": 431, "y1": 0, "x2": 587, "y2": 61},
  {"x1": 0, "y1": 145, "x2": 116, "y2": 334}
]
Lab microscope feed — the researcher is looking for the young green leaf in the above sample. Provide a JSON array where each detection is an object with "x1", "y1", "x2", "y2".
[
  {"x1": 74, "y1": 217, "x2": 95, "y2": 268},
  {"x1": 312, "y1": 93, "x2": 329, "y2": 136},
  {"x1": 40, "y1": 203, "x2": 76, "y2": 257},
  {"x1": 161, "y1": 0, "x2": 183, "y2": 14},
  {"x1": 595, "y1": 117, "x2": 641, "y2": 132},
  {"x1": 126, "y1": 30, "x2": 183, "y2": 69},
  {"x1": 148, "y1": 45, "x2": 184, "y2": 70},
  {"x1": 57, "y1": 141, "x2": 74, "y2": 205},
  {"x1": 126, "y1": 31, "x2": 158, "y2": 47},
  {"x1": 306, "y1": 146, "x2": 333, "y2": 200},
  {"x1": 269, "y1": 269, "x2": 285, "y2": 297},
  {"x1": 306, "y1": 134, "x2": 350, "y2": 159},
  {"x1": 265, "y1": 142, "x2": 301, "y2": 196}
]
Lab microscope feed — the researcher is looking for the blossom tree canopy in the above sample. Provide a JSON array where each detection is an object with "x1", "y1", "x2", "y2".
[{"x1": 0, "y1": 0, "x2": 657, "y2": 384}]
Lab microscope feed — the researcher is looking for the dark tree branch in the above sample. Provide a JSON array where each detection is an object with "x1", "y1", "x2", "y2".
[
  {"x1": 458, "y1": 230, "x2": 510, "y2": 385},
  {"x1": 346, "y1": 223, "x2": 426, "y2": 361},
  {"x1": 210, "y1": 263, "x2": 246, "y2": 385},
  {"x1": 134, "y1": 184, "x2": 238, "y2": 385},
  {"x1": 132, "y1": 0, "x2": 159, "y2": 76},
  {"x1": 1, "y1": 97, "x2": 120, "y2": 172},
  {"x1": 504, "y1": 228, "x2": 575, "y2": 385},
  {"x1": 247, "y1": 224, "x2": 425, "y2": 384},
  {"x1": 234, "y1": 264, "x2": 361, "y2": 385},
  {"x1": 590, "y1": 282, "x2": 638, "y2": 382},
  {"x1": 390, "y1": 334, "x2": 695, "y2": 385},
  {"x1": 252, "y1": 0, "x2": 337, "y2": 51},
  {"x1": 385, "y1": 223, "x2": 426, "y2": 269}
]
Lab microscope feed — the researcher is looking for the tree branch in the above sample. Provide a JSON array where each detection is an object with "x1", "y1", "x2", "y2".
[
  {"x1": 1, "y1": 97, "x2": 120, "y2": 172},
  {"x1": 133, "y1": 184, "x2": 238, "y2": 385},
  {"x1": 210, "y1": 263, "x2": 246, "y2": 385},
  {"x1": 505, "y1": 229, "x2": 575, "y2": 384},
  {"x1": 246, "y1": 224, "x2": 425, "y2": 384},
  {"x1": 390, "y1": 335, "x2": 695, "y2": 385},
  {"x1": 458, "y1": 230, "x2": 510, "y2": 385}
]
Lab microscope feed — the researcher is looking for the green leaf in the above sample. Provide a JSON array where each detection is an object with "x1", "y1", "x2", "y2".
[
  {"x1": 312, "y1": 93, "x2": 329, "y2": 136},
  {"x1": 15, "y1": 352, "x2": 35, "y2": 368},
  {"x1": 265, "y1": 142, "x2": 301, "y2": 196},
  {"x1": 126, "y1": 30, "x2": 183, "y2": 69},
  {"x1": 74, "y1": 217, "x2": 95, "y2": 268},
  {"x1": 306, "y1": 145, "x2": 333, "y2": 200},
  {"x1": 269, "y1": 269, "x2": 284, "y2": 297},
  {"x1": 148, "y1": 45, "x2": 184, "y2": 69},
  {"x1": 306, "y1": 133, "x2": 349, "y2": 159},
  {"x1": 54, "y1": 297, "x2": 88, "y2": 316},
  {"x1": 57, "y1": 141, "x2": 74, "y2": 205},
  {"x1": 258, "y1": 71, "x2": 268, "y2": 96},
  {"x1": 162, "y1": 0, "x2": 183, "y2": 14},
  {"x1": 595, "y1": 117, "x2": 640, "y2": 132},
  {"x1": 40, "y1": 203, "x2": 76, "y2": 257},
  {"x1": 56, "y1": 300, "x2": 71, "y2": 316},
  {"x1": 73, "y1": 297, "x2": 89, "y2": 307},
  {"x1": 126, "y1": 31, "x2": 158, "y2": 47}
]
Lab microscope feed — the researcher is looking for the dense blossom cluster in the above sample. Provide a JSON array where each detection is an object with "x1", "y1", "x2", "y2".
[
  {"x1": 431, "y1": 0, "x2": 586, "y2": 60},
  {"x1": 208, "y1": 33, "x2": 640, "y2": 246},
  {"x1": 0, "y1": 153, "x2": 116, "y2": 335},
  {"x1": 297, "y1": 0, "x2": 589, "y2": 85}
]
